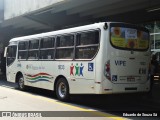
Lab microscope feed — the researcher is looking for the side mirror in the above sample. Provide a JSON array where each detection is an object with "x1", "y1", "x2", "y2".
[{"x1": 4, "y1": 47, "x2": 7, "y2": 57}]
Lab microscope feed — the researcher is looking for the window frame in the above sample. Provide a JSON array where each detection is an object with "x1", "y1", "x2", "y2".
[
  {"x1": 75, "y1": 29, "x2": 100, "y2": 60},
  {"x1": 55, "y1": 34, "x2": 75, "y2": 60},
  {"x1": 16, "y1": 29, "x2": 101, "y2": 61},
  {"x1": 28, "y1": 39, "x2": 40, "y2": 60},
  {"x1": 39, "y1": 37, "x2": 55, "y2": 60},
  {"x1": 18, "y1": 41, "x2": 29, "y2": 60}
]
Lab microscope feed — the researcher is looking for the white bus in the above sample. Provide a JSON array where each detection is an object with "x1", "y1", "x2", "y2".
[{"x1": 6, "y1": 22, "x2": 150, "y2": 101}]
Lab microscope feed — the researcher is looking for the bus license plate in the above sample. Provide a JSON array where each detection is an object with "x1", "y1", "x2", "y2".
[{"x1": 127, "y1": 77, "x2": 135, "y2": 82}]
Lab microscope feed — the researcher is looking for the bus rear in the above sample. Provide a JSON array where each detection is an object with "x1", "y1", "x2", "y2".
[{"x1": 103, "y1": 23, "x2": 150, "y2": 94}]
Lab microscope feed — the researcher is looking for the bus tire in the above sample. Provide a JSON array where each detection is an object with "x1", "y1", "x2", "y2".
[
  {"x1": 56, "y1": 78, "x2": 69, "y2": 101},
  {"x1": 17, "y1": 75, "x2": 25, "y2": 90}
]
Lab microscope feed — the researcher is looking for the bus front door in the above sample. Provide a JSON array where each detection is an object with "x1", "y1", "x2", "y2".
[{"x1": 6, "y1": 45, "x2": 17, "y2": 82}]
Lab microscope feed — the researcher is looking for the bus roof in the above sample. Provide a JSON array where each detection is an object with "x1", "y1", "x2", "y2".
[{"x1": 9, "y1": 22, "x2": 107, "y2": 43}]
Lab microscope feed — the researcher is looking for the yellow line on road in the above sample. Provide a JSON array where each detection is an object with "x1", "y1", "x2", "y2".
[
  {"x1": 32, "y1": 96, "x2": 126, "y2": 120},
  {"x1": 35, "y1": 96, "x2": 126, "y2": 120}
]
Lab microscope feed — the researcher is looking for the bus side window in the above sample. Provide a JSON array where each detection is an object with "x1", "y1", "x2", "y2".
[
  {"x1": 28, "y1": 40, "x2": 39, "y2": 60},
  {"x1": 39, "y1": 37, "x2": 55, "y2": 60},
  {"x1": 75, "y1": 30, "x2": 99, "y2": 59},
  {"x1": 76, "y1": 31, "x2": 99, "y2": 46},
  {"x1": 56, "y1": 35, "x2": 74, "y2": 59},
  {"x1": 18, "y1": 41, "x2": 28, "y2": 60}
]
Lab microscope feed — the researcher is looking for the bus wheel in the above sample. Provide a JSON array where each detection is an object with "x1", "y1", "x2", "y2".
[
  {"x1": 18, "y1": 75, "x2": 25, "y2": 90},
  {"x1": 56, "y1": 78, "x2": 69, "y2": 101}
]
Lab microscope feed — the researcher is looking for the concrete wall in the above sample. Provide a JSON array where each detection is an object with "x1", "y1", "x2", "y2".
[
  {"x1": 0, "y1": 0, "x2": 4, "y2": 22},
  {"x1": 4, "y1": 0, "x2": 64, "y2": 20},
  {"x1": 0, "y1": 0, "x2": 4, "y2": 10}
]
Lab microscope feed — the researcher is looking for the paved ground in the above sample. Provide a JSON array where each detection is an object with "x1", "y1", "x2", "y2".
[
  {"x1": 0, "y1": 77, "x2": 126, "y2": 120},
  {"x1": 0, "y1": 75, "x2": 160, "y2": 120}
]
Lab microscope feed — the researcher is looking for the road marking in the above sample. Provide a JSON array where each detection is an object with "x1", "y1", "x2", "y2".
[
  {"x1": 34, "y1": 96, "x2": 126, "y2": 120},
  {"x1": 0, "y1": 86, "x2": 127, "y2": 120}
]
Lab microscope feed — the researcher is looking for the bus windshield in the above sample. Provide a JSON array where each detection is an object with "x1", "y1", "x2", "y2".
[{"x1": 110, "y1": 23, "x2": 149, "y2": 51}]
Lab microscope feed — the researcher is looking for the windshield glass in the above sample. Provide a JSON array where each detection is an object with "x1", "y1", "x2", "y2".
[
  {"x1": 110, "y1": 23, "x2": 149, "y2": 51},
  {"x1": 7, "y1": 45, "x2": 17, "y2": 66}
]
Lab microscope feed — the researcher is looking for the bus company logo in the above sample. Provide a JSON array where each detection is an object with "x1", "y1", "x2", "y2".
[
  {"x1": 58, "y1": 65, "x2": 65, "y2": 70},
  {"x1": 70, "y1": 63, "x2": 84, "y2": 76},
  {"x1": 115, "y1": 60, "x2": 126, "y2": 66}
]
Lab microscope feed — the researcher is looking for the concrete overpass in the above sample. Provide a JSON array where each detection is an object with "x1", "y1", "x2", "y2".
[{"x1": 0, "y1": 0, "x2": 160, "y2": 47}]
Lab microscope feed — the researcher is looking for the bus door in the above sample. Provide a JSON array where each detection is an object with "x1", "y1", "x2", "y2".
[{"x1": 6, "y1": 45, "x2": 17, "y2": 82}]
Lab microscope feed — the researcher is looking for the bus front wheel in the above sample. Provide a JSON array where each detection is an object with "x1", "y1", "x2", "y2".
[
  {"x1": 17, "y1": 75, "x2": 25, "y2": 90},
  {"x1": 56, "y1": 78, "x2": 69, "y2": 101}
]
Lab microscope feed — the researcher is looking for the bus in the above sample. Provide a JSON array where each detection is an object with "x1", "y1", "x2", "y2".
[{"x1": 6, "y1": 22, "x2": 150, "y2": 101}]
